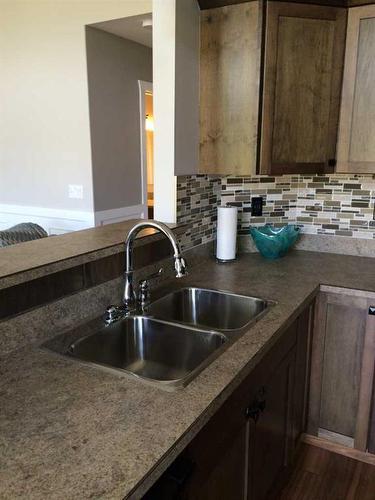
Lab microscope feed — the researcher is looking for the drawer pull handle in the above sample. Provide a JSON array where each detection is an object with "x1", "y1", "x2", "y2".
[{"x1": 245, "y1": 387, "x2": 267, "y2": 422}]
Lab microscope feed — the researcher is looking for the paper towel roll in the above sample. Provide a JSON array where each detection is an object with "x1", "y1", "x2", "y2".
[{"x1": 216, "y1": 206, "x2": 238, "y2": 261}]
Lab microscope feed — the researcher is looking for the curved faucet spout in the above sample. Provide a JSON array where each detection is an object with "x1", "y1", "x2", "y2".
[{"x1": 123, "y1": 220, "x2": 187, "y2": 311}]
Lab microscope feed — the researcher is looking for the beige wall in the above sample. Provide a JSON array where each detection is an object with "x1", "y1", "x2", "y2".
[
  {"x1": 175, "y1": 0, "x2": 200, "y2": 176},
  {"x1": 0, "y1": 0, "x2": 152, "y2": 214}
]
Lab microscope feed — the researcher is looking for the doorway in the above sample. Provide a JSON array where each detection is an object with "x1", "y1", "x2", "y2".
[{"x1": 139, "y1": 80, "x2": 154, "y2": 219}]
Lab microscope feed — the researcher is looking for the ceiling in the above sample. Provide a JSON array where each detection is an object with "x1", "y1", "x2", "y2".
[{"x1": 90, "y1": 13, "x2": 152, "y2": 48}]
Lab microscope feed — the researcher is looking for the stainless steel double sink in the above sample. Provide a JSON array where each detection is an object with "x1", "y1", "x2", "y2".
[{"x1": 46, "y1": 288, "x2": 272, "y2": 390}]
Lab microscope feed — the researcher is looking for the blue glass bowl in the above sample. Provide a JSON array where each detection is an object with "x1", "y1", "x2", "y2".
[{"x1": 250, "y1": 225, "x2": 300, "y2": 260}]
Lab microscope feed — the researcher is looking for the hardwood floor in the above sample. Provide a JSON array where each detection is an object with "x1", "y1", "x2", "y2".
[{"x1": 279, "y1": 444, "x2": 375, "y2": 499}]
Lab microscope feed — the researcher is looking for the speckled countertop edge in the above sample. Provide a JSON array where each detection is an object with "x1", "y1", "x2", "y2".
[
  {"x1": 0, "y1": 221, "x2": 186, "y2": 290},
  {"x1": 1, "y1": 250, "x2": 375, "y2": 500}
]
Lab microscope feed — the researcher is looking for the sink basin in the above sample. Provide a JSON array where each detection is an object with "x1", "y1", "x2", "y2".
[
  {"x1": 43, "y1": 288, "x2": 272, "y2": 390},
  {"x1": 66, "y1": 316, "x2": 226, "y2": 389},
  {"x1": 146, "y1": 287, "x2": 269, "y2": 332}
]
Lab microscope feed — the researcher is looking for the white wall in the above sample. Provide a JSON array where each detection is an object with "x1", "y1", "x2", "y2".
[
  {"x1": 0, "y1": 0, "x2": 152, "y2": 232},
  {"x1": 153, "y1": 0, "x2": 200, "y2": 223},
  {"x1": 153, "y1": 0, "x2": 177, "y2": 223}
]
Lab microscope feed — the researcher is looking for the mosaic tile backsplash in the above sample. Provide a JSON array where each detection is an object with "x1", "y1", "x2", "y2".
[
  {"x1": 176, "y1": 175, "x2": 221, "y2": 249},
  {"x1": 176, "y1": 174, "x2": 375, "y2": 248},
  {"x1": 222, "y1": 174, "x2": 375, "y2": 238}
]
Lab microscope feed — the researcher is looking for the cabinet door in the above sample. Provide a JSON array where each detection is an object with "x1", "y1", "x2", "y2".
[
  {"x1": 180, "y1": 424, "x2": 247, "y2": 500},
  {"x1": 337, "y1": 5, "x2": 375, "y2": 173},
  {"x1": 178, "y1": 357, "x2": 251, "y2": 500},
  {"x1": 292, "y1": 303, "x2": 314, "y2": 449},
  {"x1": 260, "y1": 2, "x2": 346, "y2": 175},
  {"x1": 173, "y1": 313, "x2": 300, "y2": 500},
  {"x1": 308, "y1": 288, "x2": 375, "y2": 451},
  {"x1": 199, "y1": 1, "x2": 262, "y2": 175},
  {"x1": 368, "y1": 373, "x2": 375, "y2": 454},
  {"x1": 144, "y1": 402, "x2": 248, "y2": 500},
  {"x1": 142, "y1": 306, "x2": 313, "y2": 500},
  {"x1": 248, "y1": 347, "x2": 296, "y2": 500}
]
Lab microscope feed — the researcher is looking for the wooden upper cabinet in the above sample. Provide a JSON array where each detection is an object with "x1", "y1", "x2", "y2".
[
  {"x1": 199, "y1": 1, "x2": 262, "y2": 175},
  {"x1": 260, "y1": 2, "x2": 346, "y2": 175},
  {"x1": 337, "y1": 5, "x2": 375, "y2": 173}
]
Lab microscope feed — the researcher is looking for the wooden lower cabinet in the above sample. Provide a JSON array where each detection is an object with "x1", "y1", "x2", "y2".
[
  {"x1": 143, "y1": 303, "x2": 313, "y2": 500},
  {"x1": 293, "y1": 305, "x2": 314, "y2": 449},
  {"x1": 179, "y1": 419, "x2": 247, "y2": 499},
  {"x1": 368, "y1": 378, "x2": 375, "y2": 455},
  {"x1": 248, "y1": 347, "x2": 295, "y2": 500},
  {"x1": 308, "y1": 287, "x2": 375, "y2": 452}
]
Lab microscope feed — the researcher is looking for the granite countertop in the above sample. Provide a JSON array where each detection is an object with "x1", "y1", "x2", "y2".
[{"x1": 1, "y1": 250, "x2": 375, "y2": 499}]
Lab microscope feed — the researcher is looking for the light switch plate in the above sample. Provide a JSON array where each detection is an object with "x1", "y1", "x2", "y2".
[{"x1": 68, "y1": 184, "x2": 83, "y2": 199}]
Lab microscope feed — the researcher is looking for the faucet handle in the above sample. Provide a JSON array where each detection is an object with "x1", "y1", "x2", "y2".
[
  {"x1": 175, "y1": 256, "x2": 187, "y2": 278},
  {"x1": 138, "y1": 268, "x2": 163, "y2": 308},
  {"x1": 104, "y1": 305, "x2": 127, "y2": 325}
]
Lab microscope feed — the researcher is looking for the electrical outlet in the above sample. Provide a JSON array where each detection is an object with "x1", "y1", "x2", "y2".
[
  {"x1": 251, "y1": 196, "x2": 263, "y2": 216},
  {"x1": 68, "y1": 184, "x2": 83, "y2": 199}
]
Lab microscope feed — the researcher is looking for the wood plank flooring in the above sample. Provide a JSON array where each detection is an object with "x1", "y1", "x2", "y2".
[{"x1": 279, "y1": 444, "x2": 375, "y2": 499}]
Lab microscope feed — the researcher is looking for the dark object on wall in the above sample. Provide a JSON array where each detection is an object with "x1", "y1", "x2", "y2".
[
  {"x1": 251, "y1": 196, "x2": 263, "y2": 216},
  {"x1": 0, "y1": 223, "x2": 48, "y2": 247}
]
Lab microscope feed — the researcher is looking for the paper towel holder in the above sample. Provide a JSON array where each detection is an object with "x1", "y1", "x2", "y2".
[
  {"x1": 215, "y1": 204, "x2": 238, "y2": 263},
  {"x1": 216, "y1": 256, "x2": 237, "y2": 264}
]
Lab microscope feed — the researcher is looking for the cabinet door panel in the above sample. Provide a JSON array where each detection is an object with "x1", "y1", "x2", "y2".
[
  {"x1": 337, "y1": 6, "x2": 375, "y2": 173},
  {"x1": 248, "y1": 348, "x2": 296, "y2": 500},
  {"x1": 199, "y1": 1, "x2": 262, "y2": 175},
  {"x1": 261, "y1": 2, "x2": 346, "y2": 175},
  {"x1": 143, "y1": 307, "x2": 314, "y2": 500},
  {"x1": 320, "y1": 302, "x2": 366, "y2": 437},
  {"x1": 293, "y1": 304, "x2": 314, "y2": 447},
  {"x1": 272, "y1": 17, "x2": 334, "y2": 164},
  {"x1": 349, "y1": 19, "x2": 375, "y2": 162},
  {"x1": 182, "y1": 425, "x2": 247, "y2": 500},
  {"x1": 368, "y1": 375, "x2": 375, "y2": 454},
  {"x1": 308, "y1": 288, "x2": 375, "y2": 453}
]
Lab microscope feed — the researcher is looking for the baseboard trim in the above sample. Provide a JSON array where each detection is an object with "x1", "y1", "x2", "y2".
[
  {"x1": 0, "y1": 203, "x2": 95, "y2": 234},
  {"x1": 317, "y1": 428, "x2": 354, "y2": 448},
  {"x1": 0, "y1": 203, "x2": 147, "y2": 234},
  {"x1": 301, "y1": 434, "x2": 375, "y2": 466}
]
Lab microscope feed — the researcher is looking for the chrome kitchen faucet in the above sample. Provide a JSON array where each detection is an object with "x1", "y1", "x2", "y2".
[{"x1": 104, "y1": 220, "x2": 187, "y2": 325}]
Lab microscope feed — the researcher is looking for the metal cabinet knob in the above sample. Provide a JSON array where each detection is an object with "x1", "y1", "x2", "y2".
[{"x1": 245, "y1": 386, "x2": 267, "y2": 422}]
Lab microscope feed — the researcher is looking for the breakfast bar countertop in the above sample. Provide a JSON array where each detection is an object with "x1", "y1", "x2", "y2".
[{"x1": 1, "y1": 250, "x2": 375, "y2": 499}]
